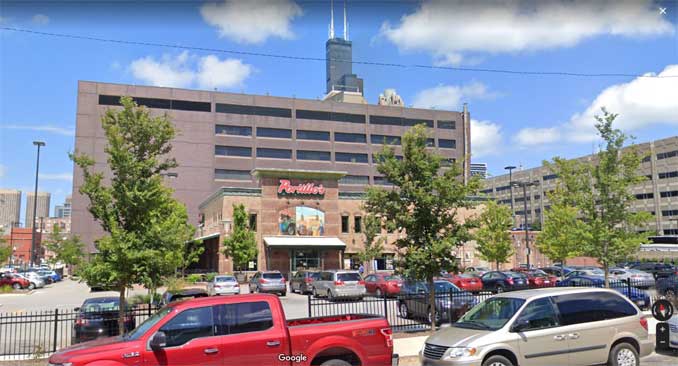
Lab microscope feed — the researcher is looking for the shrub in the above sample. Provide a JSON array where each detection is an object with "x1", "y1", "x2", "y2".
[
  {"x1": 128, "y1": 294, "x2": 152, "y2": 305},
  {"x1": 165, "y1": 277, "x2": 187, "y2": 292},
  {"x1": 205, "y1": 272, "x2": 218, "y2": 282},
  {"x1": 0, "y1": 285, "x2": 12, "y2": 294},
  {"x1": 186, "y1": 274, "x2": 202, "y2": 283}
]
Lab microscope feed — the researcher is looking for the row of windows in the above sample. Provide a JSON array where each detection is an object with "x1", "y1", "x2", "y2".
[
  {"x1": 542, "y1": 174, "x2": 558, "y2": 181},
  {"x1": 215, "y1": 146, "x2": 434, "y2": 165},
  {"x1": 99, "y1": 95, "x2": 211, "y2": 112},
  {"x1": 213, "y1": 169, "x2": 393, "y2": 186},
  {"x1": 635, "y1": 192, "x2": 654, "y2": 200},
  {"x1": 339, "y1": 175, "x2": 369, "y2": 185},
  {"x1": 657, "y1": 150, "x2": 678, "y2": 160},
  {"x1": 661, "y1": 190, "x2": 678, "y2": 198},
  {"x1": 341, "y1": 215, "x2": 363, "y2": 233},
  {"x1": 215, "y1": 125, "x2": 455, "y2": 147},
  {"x1": 479, "y1": 189, "x2": 493, "y2": 194},
  {"x1": 658, "y1": 171, "x2": 678, "y2": 179},
  {"x1": 495, "y1": 185, "x2": 511, "y2": 192},
  {"x1": 514, "y1": 196, "x2": 530, "y2": 202},
  {"x1": 216, "y1": 103, "x2": 292, "y2": 118},
  {"x1": 662, "y1": 210, "x2": 678, "y2": 217}
]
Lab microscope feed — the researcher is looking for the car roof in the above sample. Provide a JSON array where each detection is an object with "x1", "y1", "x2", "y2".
[
  {"x1": 84, "y1": 297, "x2": 119, "y2": 304},
  {"x1": 168, "y1": 293, "x2": 278, "y2": 311},
  {"x1": 494, "y1": 287, "x2": 618, "y2": 300}
]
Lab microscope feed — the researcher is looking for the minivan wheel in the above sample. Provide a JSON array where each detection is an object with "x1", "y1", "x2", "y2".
[
  {"x1": 608, "y1": 342, "x2": 639, "y2": 366},
  {"x1": 482, "y1": 355, "x2": 513, "y2": 366},
  {"x1": 399, "y1": 302, "x2": 410, "y2": 319}
]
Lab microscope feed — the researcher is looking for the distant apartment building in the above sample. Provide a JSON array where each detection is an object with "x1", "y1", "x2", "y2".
[
  {"x1": 41, "y1": 216, "x2": 71, "y2": 234},
  {"x1": 470, "y1": 163, "x2": 488, "y2": 179},
  {"x1": 0, "y1": 189, "x2": 21, "y2": 230},
  {"x1": 54, "y1": 195, "x2": 72, "y2": 218},
  {"x1": 481, "y1": 136, "x2": 678, "y2": 235},
  {"x1": 25, "y1": 192, "x2": 51, "y2": 228}
]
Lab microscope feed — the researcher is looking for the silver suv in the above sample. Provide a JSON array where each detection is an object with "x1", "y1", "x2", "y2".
[
  {"x1": 313, "y1": 270, "x2": 365, "y2": 300},
  {"x1": 421, "y1": 287, "x2": 652, "y2": 366}
]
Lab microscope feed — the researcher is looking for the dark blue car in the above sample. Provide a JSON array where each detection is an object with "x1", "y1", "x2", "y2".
[
  {"x1": 656, "y1": 274, "x2": 678, "y2": 300},
  {"x1": 557, "y1": 275, "x2": 650, "y2": 309},
  {"x1": 479, "y1": 271, "x2": 528, "y2": 293}
]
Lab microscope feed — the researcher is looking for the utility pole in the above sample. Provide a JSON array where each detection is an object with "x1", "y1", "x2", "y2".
[
  {"x1": 504, "y1": 166, "x2": 517, "y2": 226},
  {"x1": 31, "y1": 141, "x2": 45, "y2": 266}
]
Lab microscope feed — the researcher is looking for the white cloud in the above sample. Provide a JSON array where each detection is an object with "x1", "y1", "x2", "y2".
[
  {"x1": 31, "y1": 14, "x2": 49, "y2": 25},
  {"x1": 39, "y1": 173, "x2": 73, "y2": 181},
  {"x1": 513, "y1": 64, "x2": 678, "y2": 145},
  {"x1": 381, "y1": 0, "x2": 674, "y2": 65},
  {"x1": 129, "y1": 52, "x2": 252, "y2": 89},
  {"x1": 201, "y1": 0, "x2": 302, "y2": 44},
  {"x1": 412, "y1": 82, "x2": 495, "y2": 110},
  {"x1": 471, "y1": 119, "x2": 503, "y2": 158},
  {"x1": 0, "y1": 124, "x2": 74, "y2": 136}
]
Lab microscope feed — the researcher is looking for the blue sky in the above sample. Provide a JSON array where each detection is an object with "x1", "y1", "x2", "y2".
[{"x1": 1, "y1": 0, "x2": 677, "y2": 221}]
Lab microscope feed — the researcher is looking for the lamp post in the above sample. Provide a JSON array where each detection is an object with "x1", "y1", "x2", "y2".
[
  {"x1": 31, "y1": 141, "x2": 45, "y2": 266},
  {"x1": 512, "y1": 180, "x2": 540, "y2": 268},
  {"x1": 504, "y1": 166, "x2": 517, "y2": 226}
]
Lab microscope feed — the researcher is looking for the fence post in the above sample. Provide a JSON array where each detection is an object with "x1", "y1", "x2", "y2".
[
  {"x1": 307, "y1": 294, "x2": 312, "y2": 318},
  {"x1": 448, "y1": 291, "x2": 453, "y2": 324},
  {"x1": 52, "y1": 309, "x2": 59, "y2": 353},
  {"x1": 148, "y1": 303, "x2": 152, "y2": 318},
  {"x1": 383, "y1": 293, "x2": 388, "y2": 319},
  {"x1": 627, "y1": 279, "x2": 632, "y2": 299}
]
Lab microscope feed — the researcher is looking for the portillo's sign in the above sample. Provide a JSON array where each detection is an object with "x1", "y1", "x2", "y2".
[{"x1": 278, "y1": 179, "x2": 325, "y2": 196}]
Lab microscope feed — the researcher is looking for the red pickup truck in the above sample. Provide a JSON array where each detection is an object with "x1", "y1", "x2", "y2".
[{"x1": 48, "y1": 293, "x2": 398, "y2": 366}]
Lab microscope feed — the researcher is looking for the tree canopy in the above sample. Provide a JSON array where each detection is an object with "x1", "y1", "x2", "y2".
[
  {"x1": 475, "y1": 200, "x2": 513, "y2": 270},
  {"x1": 43, "y1": 224, "x2": 85, "y2": 268},
  {"x1": 356, "y1": 213, "x2": 385, "y2": 273},
  {"x1": 223, "y1": 204, "x2": 257, "y2": 271}
]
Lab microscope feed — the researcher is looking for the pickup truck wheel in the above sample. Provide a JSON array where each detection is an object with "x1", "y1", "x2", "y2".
[
  {"x1": 399, "y1": 302, "x2": 410, "y2": 319},
  {"x1": 320, "y1": 359, "x2": 351, "y2": 366},
  {"x1": 482, "y1": 355, "x2": 514, "y2": 366}
]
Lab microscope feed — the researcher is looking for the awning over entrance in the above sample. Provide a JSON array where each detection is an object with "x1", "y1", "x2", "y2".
[
  {"x1": 194, "y1": 232, "x2": 220, "y2": 242},
  {"x1": 263, "y1": 236, "x2": 346, "y2": 248}
]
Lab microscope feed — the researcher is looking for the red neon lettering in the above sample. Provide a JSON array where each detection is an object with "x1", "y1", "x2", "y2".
[{"x1": 278, "y1": 179, "x2": 325, "y2": 195}]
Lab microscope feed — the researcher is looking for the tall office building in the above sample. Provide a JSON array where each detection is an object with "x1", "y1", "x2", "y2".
[
  {"x1": 325, "y1": 0, "x2": 363, "y2": 96},
  {"x1": 470, "y1": 163, "x2": 488, "y2": 179},
  {"x1": 0, "y1": 189, "x2": 21, "y2": 230},
  {"x1": 25, "y1": 192, "x2": 51, "y2": 228},
  {"x1": 54, "y1": 195, "x2": 72, "y2": 218}
]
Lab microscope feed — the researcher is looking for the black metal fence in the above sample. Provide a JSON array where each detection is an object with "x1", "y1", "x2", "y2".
[
  {"x1": 0, "y1": 306, "x2": 158, "y2": 357},
  {"x1": 308, "y1": 279, "x2": 665, "y2": 333}
]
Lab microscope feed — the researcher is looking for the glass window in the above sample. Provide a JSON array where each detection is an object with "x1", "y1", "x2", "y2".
[
  {"x1": 257, "y1": 148, "x2": 292, "y2": 159},
  {"x1": 404, "y1": 118, "x2": 434, "y2": 127},
  {"x1": 338, "y1": 273, "x2": 361, "y2": 282},
  {"x1": 339, "y1": 175, "x2": 369, "y2": 185},
  {"x1": 438, "y1": 120, "x2": 456, "y2": 129},
  {"x1": 297, "y1": 130, "x2": 330, "y2": 141},
  {"x1": 336, "y1": 152, "x2": 368, "y2": 163},
  {"x1": 370, "y1": 135, "x2": 401, "y2": 145},
  {"x1": 257, "y1": 127, "x2": 292, "y2": 139},
  {"x1": 296, "y1": 109, "x2": 365, "y2": 123},
  {"x1": 354, "y1": 216, "x2": 362, "y2": 233},
  {"x1": 160, "y1": 306, "x2": 214, "y2": 347},
  {"x1": 98, "y1": 95, "x2": 211, "y2": 112},
  {"x1": 426, "y1": 138, "x2": 435, "y2": 147},
  {"x1": 172, "y1": 100, "x2": 211, "y2": 112},
  {"x1": 554, "y1": 292, "x2": 637, "y2": 325},
  {"x1": 249, "y1": 214, "x2": 257, "y2": 231},
  {"x1": 374, "y1": 176, "x2": 393, "y2": 186},
  {"x1": 335, "y1": 132, "x2": 367, "y2": 143},
  {"x1": 263, "y1": 273, "x2": 283, "y2": 279},
  {"x1": 454, "y1": 297, "x2": 526, "y2": 331},
  {"x1": 297, "y1": 150, "x2": 331, "y2": 161},
  {"x1": 514, "y1": 298, "x2": 559, "y2": 331},
  {"x1": 125, "y1": 307, "x2": 172, "y2": 341},
  {"x1": 216, "y1": 103, "x2": 291, "y2": 118},
  {"x1": 215, "y1": 145, "x2": 252, "y2": 157},
  {"x1": 439, "y1": 139, "x2": 456, "y2": 148},
  {"x1": 370, "y1": 115, "x2": 402, "y2": 126},
  {"x1": 214, "y1": 301, "x2": 273, "y2": 335},
  {"x1": 215, "y1": 169, "x2": 251, "y2": 180},
  {"x1": 659, "y1": 171, "x2": 678, "y2": 179},
  {"x1": 215, "y1": 125, "x2": 252, "y2": 136},
  {"x1": 341, "y1": 216, "x2": 349, "y2": 233}
]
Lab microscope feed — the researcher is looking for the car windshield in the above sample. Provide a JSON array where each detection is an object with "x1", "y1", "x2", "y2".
[
  {"x1": 338, "y1": 273, "x2": 361, "y2": 281},
  {"x1": 263, "y1": 272, "x2": 283, "y2": 279},
  {"x1": 124, "y1": 307, "x2": 172, "y2": 340},
  {"x1": 216, "y1": 276, "x2": 236, "y2": 282},
  {"x1": 454, "y1": 297, "x2": 525, "y2": 331},
  {"x1": 82, "y1": 300, "x2": 119, "y2": 312},
  {"x1": 434, "y1": 281, "x2": 458, "y2": 292},
  {"x1": 385, "y1": 275, "x2": 402, "y2": 281}
]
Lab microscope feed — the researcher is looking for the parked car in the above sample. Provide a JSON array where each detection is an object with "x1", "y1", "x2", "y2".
[
  {"x1": 36, "y1": 269, "x2": 61, "y2": 282},
  {"x1": 609, "y1": 268, "x2": 655, "y2": 288},
  {"x1": 313, "y1": 270, "x2": 366, "y2": 301},
  {"x1": 158, "y1": 288, "x2": 209, "y2": 307},
  {"x1": 13, "y1": 273, "x2": 44, "y2": 289},
  {"x1": 0, "y1": 273, "x2": 30, "y2": 289},
  {"x1": 630, "y1": 262, "x2": 678, "y2": 279},
  {"x1": 463, "y1": 266, "x2": 491, "y2": 276},
  {"x1": 420, "y1": 287, "x2": 652, "y2": 366},
  {"x1": 669, "y1": 310, "x2": 678, "y2": 350},
  {"x1": 289, "y1": 270, "x2": 320, "y2": 294},
  {"x1": 479, "y1": 271, "x2": 528, "y2": 293},
  {"x1": 49, "y1": 294, "x2": 398, "y2": 366},
  {"x1": 248, "y1": 271, "x2": 287, "y2": 296},
  {"x1": 557, "y1": 275, "x2": 650, "y2": 309},
  {"x1": 539, "y1": 266, "x2": 573, "y2": 278},
  {"x1": 565, "y1": 268, "x2": 605, "y2": 278},
  {"x1": 438, "y1": 273, "x2": 483, "y2": 293},
  {"x1": 617, "y1": 261, "x2": 641, "y2": 269},
  {"x1": 364, "y1": 272, "x2": 403, "y2": 297},
  {"x1": 398, "y1": 280, "x2": 478, "y2": 324},
  {"x1": 522, "y1": 269, "x2": 557, "y2": 288},
  {"x1": 656, "y1": 274, "x2": 678, "y2": 300},
  {"x1": 72, "y1": 297, "x2": 136, "y2": 344},
  {"x1": 207, "y1": 275, "x2": 240, "y2": 296}
]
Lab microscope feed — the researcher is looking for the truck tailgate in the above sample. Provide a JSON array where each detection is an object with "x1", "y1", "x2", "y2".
[{"x1": 287, "y1": 314, "x2": 394, "y2": 366}]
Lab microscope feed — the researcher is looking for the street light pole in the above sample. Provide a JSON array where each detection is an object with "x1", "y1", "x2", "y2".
[
  {"x1": 504, "y1": 166, "x2": 517, "y2": 226},
  {"x1": 31, "y1": 141, "x2": 46, "y2": 266},
  {"x1": 513, "y1": 180, "x2": 539, "y2": 268}
]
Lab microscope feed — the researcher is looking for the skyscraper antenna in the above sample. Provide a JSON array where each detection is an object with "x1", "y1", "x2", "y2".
[
  {"x1": 343, "y1": 0, "x2": 348, "y2": 41},
  {"x1": 329, "y1": 0, "x2": 335, "y2": 39}
]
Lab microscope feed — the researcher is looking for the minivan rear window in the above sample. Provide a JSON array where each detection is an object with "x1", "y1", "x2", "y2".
[
  {"x1": 338, "y1": 273, "x2": 361, "y2": 282},
  {"x1": 263, "y1": 273, "x2": 283, "y2": 279},
  {"x1": 554, "y1": 292, "x2": 637, "y2": 325}
]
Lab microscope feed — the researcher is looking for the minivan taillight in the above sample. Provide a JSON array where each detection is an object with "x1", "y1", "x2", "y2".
[
  {"x1": 640, "y1": 317, "x2": 648, "y2": 331},
  {"x1": 358, "y1": 280, "x2": 365, "y2": 285},
  {"x1": 334, "y1": 280, "x2": 344, "y2": 286},
  {"x1": 380, "y1": 328, "x2": 393, "y2": 348}
]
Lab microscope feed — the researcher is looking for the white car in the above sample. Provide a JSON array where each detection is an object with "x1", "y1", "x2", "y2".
[
  {"x1": 609, "y1": 268, "x2": 655, "y2": 288},
  {"x1": 669, "y1": 313, "x2": 678, "y2": 349},
  {"x1": 207, "y1": 275, "x2": 240, "y2": 296},
  {"x1": 15, "y1": 273, "x2": 45, "y2": 289}
]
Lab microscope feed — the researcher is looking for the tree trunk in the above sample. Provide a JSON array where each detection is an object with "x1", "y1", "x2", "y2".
[
  {"x1": 496, "y1": 260, "x2": 499, "y2": 271},
  {"x1": 118, "y1": 285, "x2": 127, "y2": 335},
  {"x1": 603, "y1": 261, "x2": 609, "y2": 288},
  {"x1": 428, "y1": 276, "x2": 436, "y2": 332}
]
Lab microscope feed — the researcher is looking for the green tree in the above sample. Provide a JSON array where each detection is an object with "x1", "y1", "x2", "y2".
[
  {"x1": 364, "y1": 124, "x2": 480, "y2": 329},
  {"x1": 475, "y1": 200, "x2": 514, "y2": 271},
  {"x1": 180, "y1": 239, "x2": 205, "y2": 276},
  {"x1": 356, "y1": 213, "x2": 384, "y2": 274},
  {"x1": 0, "y1": 229, "x2": 11, "y2": 265},
  {"x1": 223, "y1": 204, "x2": 257, "y2": 271},
  {"x1": 72, "y1": 96, "x2": 195, "y2": 333},
  {"x1": 536, "y1": 203, "x2": 585, "y2": 279},
  {"x1": 43, "y1": 224, "x2": 85, "y2": 269},
  {"x1": 545, "y1": 108, "x2": 651, "y2": 287}
]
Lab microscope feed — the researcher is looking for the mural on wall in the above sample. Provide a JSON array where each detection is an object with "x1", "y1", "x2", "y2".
[{"x1": 279, "y1": 206, "x2": 325, "y2": 236}]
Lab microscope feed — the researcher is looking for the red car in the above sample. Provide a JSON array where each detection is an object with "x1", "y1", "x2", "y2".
[
  {"x1": 439, "y1": 273, "x2": 483, "y2": 293},
  {"x1": 364, "y1": 273, "x2": 403, "y2": 297},
  {"x1": 48, "y1": 294, "x2": 398, "y2": 366},
  {"x1": 0, "y1": 274, "x2": 30, "y2": 290},
  {"x1": 523, "y1": 269, "x2": 557, "y2": 287}
]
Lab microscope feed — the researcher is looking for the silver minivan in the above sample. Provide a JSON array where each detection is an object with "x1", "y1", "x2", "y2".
[
  {"x1": 420, "y1": 287, "x2": 653, "y2": 366},
  {"x1": 313, "y1": 270, "x2": 365, "y2": 300}
]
